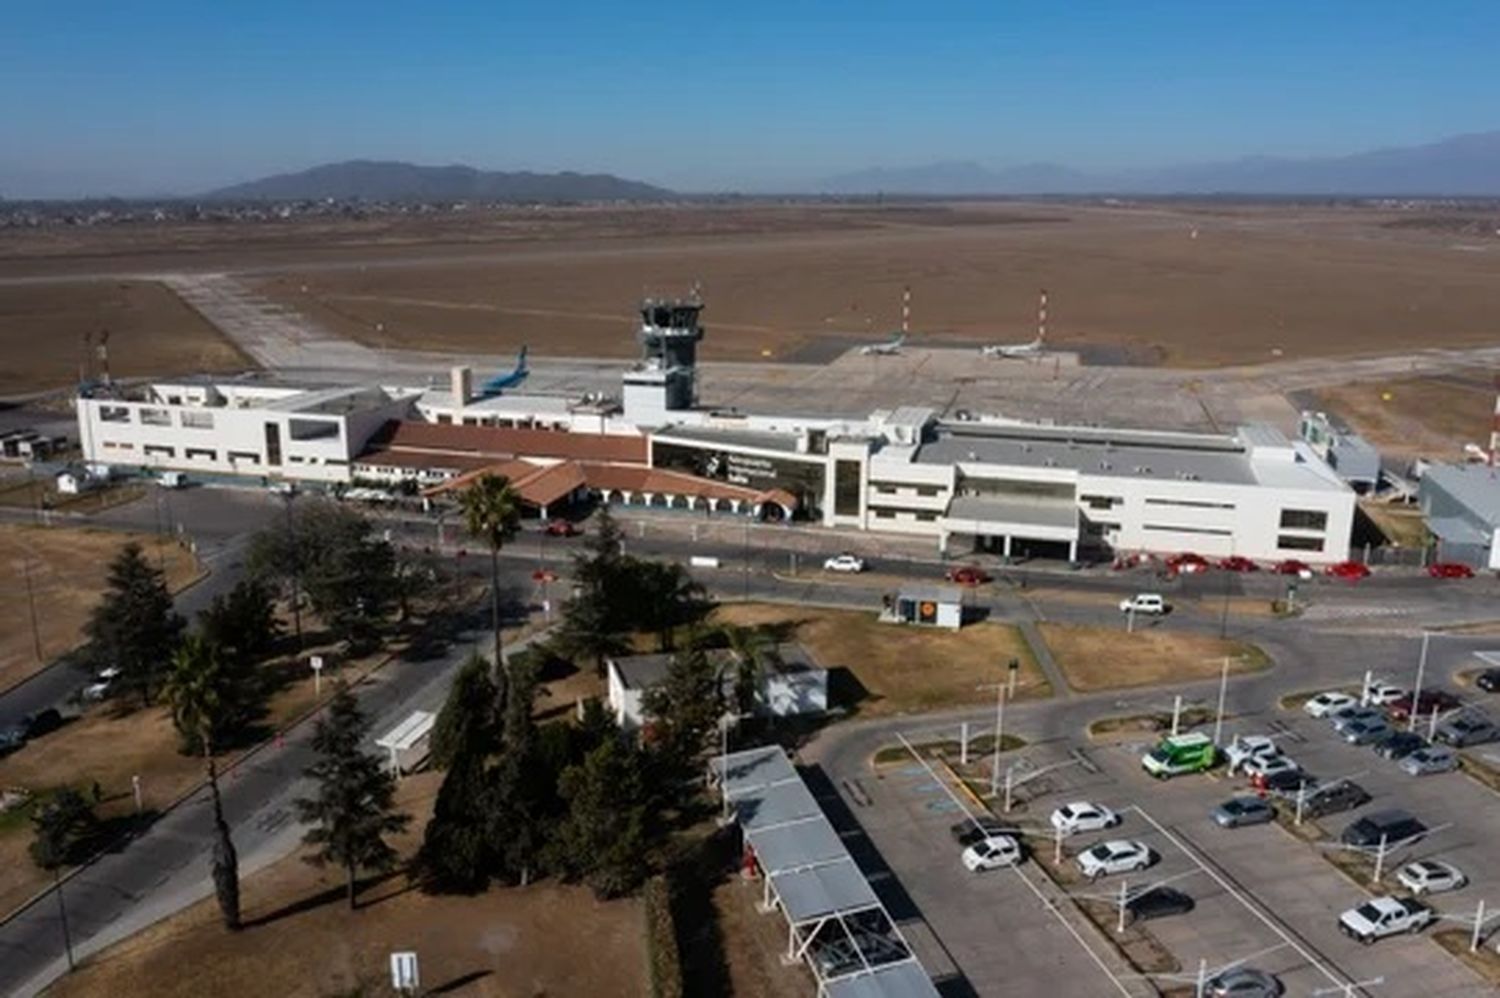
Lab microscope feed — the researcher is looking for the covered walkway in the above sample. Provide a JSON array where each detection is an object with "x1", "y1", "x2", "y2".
[{"x1": 939, "y1": 495, "x2": 1080, "y2": 560}]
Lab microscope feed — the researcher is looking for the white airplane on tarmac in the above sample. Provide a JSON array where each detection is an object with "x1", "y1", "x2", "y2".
[
  {"x1": 860, "y1": 333, "x2": 906, "y2": 356},
  {"x1": 981, "y1": 287, "x2": 1050, "y2": 359},
  {"x1": 980, "y1": 332, "x2": 1044, "y2": 359}
]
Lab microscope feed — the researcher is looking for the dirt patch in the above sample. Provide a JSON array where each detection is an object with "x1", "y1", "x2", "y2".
[
  {"x1": 1036, "y1": 623, "x2": 1269, "y2": 693},
  {"x1": 712, "y1": 602, "x2": 1048, "y2": 715},
  {"x1": 710, "y1": 873, "x2": 814, "y2": 997},
  {"x1": 0, "y1": 280, "x2": 250, "y2": 396},
  {"x1": 47, "y1": 772, "x2": 649, "y2": 998},
  {"x1": 1088, "y1": 707, "x2": 1217, "y2": 740},
  {"x1": 0, "y1": 524, "x2": 202, "y2": 693},
  {"x1": 1312, "y1": 375, "x2": 1499, "y2": 464}
]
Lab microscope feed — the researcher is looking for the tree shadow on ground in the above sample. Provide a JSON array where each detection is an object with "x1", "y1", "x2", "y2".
[
  {"x1": 240, "y1": 868, "x2": 412, "y2": 929},
  {"x1": 669, "y1": 827, "x2": 735, "y2": 998}
]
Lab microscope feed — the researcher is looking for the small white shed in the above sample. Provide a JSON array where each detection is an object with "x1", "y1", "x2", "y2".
[
  {"x1": 375, "y1": 710, "x2": 435, "y2": 775},
  {"x1": 889, "y1": 585, "x2": 964, "y2": 630}
]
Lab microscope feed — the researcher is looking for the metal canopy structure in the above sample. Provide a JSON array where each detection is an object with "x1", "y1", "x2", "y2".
[{"x1": 709, "y1": 746, "x2": 940, "y2": 998}]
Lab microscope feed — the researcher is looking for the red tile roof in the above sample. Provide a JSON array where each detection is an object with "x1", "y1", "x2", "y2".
[{"x1": 369, "y1": 420, "x2": 647, "y2": 464}]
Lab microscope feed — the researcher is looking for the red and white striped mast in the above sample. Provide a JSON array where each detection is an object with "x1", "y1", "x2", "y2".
[{"x1": 901, "y1": 285, "x2": 911, "y2": 336}]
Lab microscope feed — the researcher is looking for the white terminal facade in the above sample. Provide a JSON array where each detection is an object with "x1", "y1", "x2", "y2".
[{"x1": 75, "y1": 294, "x2": 1356, "y2": 564}]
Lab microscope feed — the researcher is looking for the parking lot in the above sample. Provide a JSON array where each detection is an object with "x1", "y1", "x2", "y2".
[{"x1": 845, "y1": 678, "x2": 1499, "y2": 998}]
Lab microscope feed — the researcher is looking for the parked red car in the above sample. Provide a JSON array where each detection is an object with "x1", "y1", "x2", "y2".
[
  {"x1": 1387, "y1": 690, "x2": 1462, "y2": 722},
  {"x1": 1325, "y1": 561, "x2": 1371, "y2": 582},
  {"x1": 1428, "y1": 562, "x2": 1475, "y2": 579},
  {"x1": 947, "y1": 565, "x2": 992, "y2": 586},
  {"x1": 1218, "y1": 555, "x2": 1259, "y2": 573},
  {"x1": 1272, "y1": 559, "x2": 1313, "y2": 577},
  {"x1": 543, "y1": 519, "x2": 580, "y2": 537},
  {"x1": 1165, "y1": 552, "x2": 1211, "y2": 574}
]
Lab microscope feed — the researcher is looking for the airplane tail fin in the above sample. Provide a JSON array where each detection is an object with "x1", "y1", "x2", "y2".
[{"x1": 517, "y1": 345, "x2": 528, "y2": 372}]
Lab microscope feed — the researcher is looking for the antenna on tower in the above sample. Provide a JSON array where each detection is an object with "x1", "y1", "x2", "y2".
[
  {"x1": 1038, "y1": 288, "x2": 1048, "y2": 344},
  {"x1": 80, "y1": 331, "x2": 94, "y2": 385},
  {"x1": 97, "y1": 329, "x2": 112, "y2": 387},
  {"x1": 901, "y1": 285, "x2": 911, "y2": 336},
  {"x1": 1490, "y1": 373, "x2": 1500, "y2": 468}
]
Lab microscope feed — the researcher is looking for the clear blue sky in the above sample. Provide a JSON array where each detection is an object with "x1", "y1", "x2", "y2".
[{"x1": 2, "y1": 0, "x2": 1498, "y2": 196}]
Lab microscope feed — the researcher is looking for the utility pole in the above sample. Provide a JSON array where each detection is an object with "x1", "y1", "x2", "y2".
[
  {"x1": 1171, "y1": 694, "x2": 1184, "y2": 737},
  {"x1": 1213, "y1": 656, "x2": 1230, "y2": 746},
  {"x1": 283, "y1": 488, "x2": 304, "y2": 657},
  {"x1": 23, "y1": 555, "x2": 44, "y2": 664}
]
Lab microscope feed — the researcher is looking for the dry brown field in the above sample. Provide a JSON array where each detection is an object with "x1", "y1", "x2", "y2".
[
  {"x1": 0, "y1": 280, "x2": 249, "y2": 394},
  {"x1": 0, "y1": 524, "x2": 202, "y2": 693},
  {"x1": 1310, "y1": 373, "x2": 1498, "y2": 463},
  {"x1": 2, "y1": 201, "x2": 1499, "y2": 383},
  {"x1": 45, "y1": 772, "x2": 652, "y2": 998}
]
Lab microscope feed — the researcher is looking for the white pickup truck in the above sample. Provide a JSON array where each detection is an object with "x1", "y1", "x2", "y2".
[
  {"x1": 1338, "y1": 896, "x2": 1434, "y2": 944},
  {"x1": 1224, "y1": 735, "x2": 1280, "y2": 775}
]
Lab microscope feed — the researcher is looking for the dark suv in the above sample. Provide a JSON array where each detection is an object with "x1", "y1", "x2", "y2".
[
  {"x1": 1373, "y1": 731, "x2": 1426, "y2": 760},
  {"x1": 1341, "y1": 809, "x2": 1426, "y2": 848},
  {"x1": 949, "y1": 816, "x2": 1011, "y2": 848},
  {"x1": 1301, "y1": 780, "x2": 1371, "y2": 819},
  {"x1": 1125, "y1": 886, "x2": 1195, "y2": 924}
]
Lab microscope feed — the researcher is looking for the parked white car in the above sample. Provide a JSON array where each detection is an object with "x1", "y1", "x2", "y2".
[
  {"x1": 1362, "y1": 681, "x2": 1406, "y2": 707},
  {"x1": 961, "y1": 834, "x2": 1023, "y2": 872},
  {"x1": 1076, "y1": 840, "x2": 1154, "y2": 880},
  {"x1": 1303, "y1": 691, "x2": 1359, "y2": 719},
  {"x1": 1119, "y1": 593, "x2": 1167, "y2": 615},
  {"x1": 1225, "y1": 735, "x2": 1280, "y2": 774},
  {"x1": 1049, "y1": 802, "x2": 1120, "y2": 837},
  {"x1": 1396, "y1": 860, "x2": 1467, "y2": 896},
  {"x1": 1242, "y1": 754, "x2": 1299, "y2": 781},
  {"x1": 823, "y1": 553, "x2": 866, "y2": 574},
  {"x1": 1338, "y1": 896, "x2": 1434, "y2": 943}
]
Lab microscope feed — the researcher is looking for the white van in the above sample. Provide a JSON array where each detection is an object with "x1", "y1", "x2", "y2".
[{"x1": 1119, "y1": 593, "x2": 1167, "y2": 615}]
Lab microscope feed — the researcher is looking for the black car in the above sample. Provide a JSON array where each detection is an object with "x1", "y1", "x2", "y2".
[
  {"x1": 1125, "y1": 886, "x2": 1195, "y2": 924},
  {"x1": 1341, "y1": 809, "x2": 1426, "y2": 849},
  {"x1": 949, "y1": 816, "x2": 1011, "y2": 847},
  {"x1": 1301, "y1": 780, "x2": 1371, "y2": 819},
  {"x1": 1477, "y1": 669, "x2": 1500, "y2": 693},
  {"x1": 24, "y1": 709, "x2": 63, "y2": 739},
  {"x1": 1373, "y1": 731, "x2": 1426, "y2": 760},
  {"x1": 1259, "y1": 769, "x2": 1315, "y2": 799}
]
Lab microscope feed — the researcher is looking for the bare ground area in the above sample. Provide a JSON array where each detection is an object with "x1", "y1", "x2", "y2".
[
  {"x1": 712, "y1": 602, "x2": 1047, "y2": 714},
  {"x1": 0, "y1": 280, "x2": 249, "y2": 395},
  {"x1": 5, "y1": 203, "x2": 1500, "y2": 387},
  {"x1": 244, "y1": 203, "x2": 1500, "y2": 367},
  {"x1": 46, "y1": 772, "x2": 651, "y2": 998},
  {"x1": 1036, "y1": 622, "x2": 1269, "y2": 693},
  {"x1": 0, "y1": 524, "x2": 202, "y2": 692},
  {"x1": 1310, "y1": 374, "x2": 1499, "y2": 464}
]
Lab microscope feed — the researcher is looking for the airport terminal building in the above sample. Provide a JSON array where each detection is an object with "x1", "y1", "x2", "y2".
[{"x1": 74, "y1": 295, "x2": 1356, "y2": 563}]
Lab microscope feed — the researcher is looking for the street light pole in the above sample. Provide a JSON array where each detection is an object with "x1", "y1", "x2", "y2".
[
  {"x1": 1409, "y1": 630, "x2": 1430, "y2": 733},
  {"x1": 1213, "y1": 656, "x2": 1230, "y2": 746},
  {"x1": 988, "y1": 683, "x2": 1007, "y2": 797}
]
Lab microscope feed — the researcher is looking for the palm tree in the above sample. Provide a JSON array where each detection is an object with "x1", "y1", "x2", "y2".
[
  {"x1": 720, "y1": 624, "x2": 775, "y2": 718},
  {"x1": 162, "y1": 634, "x2": 241, "y2": 930},
  {"x1": 459, "y1": 474, "x2": 522, "y2": 668}
]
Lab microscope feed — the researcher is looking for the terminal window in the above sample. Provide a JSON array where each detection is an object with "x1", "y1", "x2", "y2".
[
  {"x1": 834, "y1": 460, "x2": 861, "y2": 516},
  {"x1": 139, "y1": 407, "x2": 173, "y2": 427},
  {"x1": 1279, "y1": 509, "x2": 1328, "y2": 531},
  {"x1": 1278, "y1": 535, "x2": 1324, "y2": 552},
  {"x1": 99, "y1": 405, "x2": 131, "y2": 423}
]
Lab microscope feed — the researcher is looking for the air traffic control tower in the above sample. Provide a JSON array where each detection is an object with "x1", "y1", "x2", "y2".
[{"x1": 622, "y1": 293, "x2": 705, "y2": 425}]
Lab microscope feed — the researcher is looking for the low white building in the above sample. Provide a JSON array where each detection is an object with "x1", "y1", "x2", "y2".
[
  {"x1": 606, "y1": 644, "x2": 828, "y2": 731},
  {"x1": 76, "y1": 379, "x2": 421, "y2": 483}
]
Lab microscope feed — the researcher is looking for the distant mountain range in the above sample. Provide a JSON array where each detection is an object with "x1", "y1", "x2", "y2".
[
  {"x1": 817, "y1": 132, "x2": 1500, "y2": 196},
  {"x1": 204, "y1": 160, "x2": 674, "y2": 201}
]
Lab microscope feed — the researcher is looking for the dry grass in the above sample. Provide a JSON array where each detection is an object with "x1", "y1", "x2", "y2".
[
  {"x1": 1277, "y1": 686, "x2": 1361, "y2": 711},
  {"x1": 47, "y1": 772, "x2": 650, "y2": 998},
  {"x1": 0, "y1": 524, "x2": 203, "y2": 692},
  {"x1": 1313, "y1": 375, "x2": 1499, "y2": 463},
  {"x1": 1036, "y1": 623, "x2": 1269, "y2": 693},
  {"x1": 0, "y1": 281, "x2": 249, "y2": 395},
  {"x1": 1458, "y1": 754, "x2": 1500, "y2": 796},
  {"x1": 1087, "y1": 707, "x2": 1217, "y2": 740},
  {"x1": 712, "y1": 876, "x2": 814, "y2": 998},
  {"x1": 712, "y1": 602, "x2": 1047, "y2": 715},
  {"x1": 1433, "y1": 929, "x2": 1500, "y2": 988}
]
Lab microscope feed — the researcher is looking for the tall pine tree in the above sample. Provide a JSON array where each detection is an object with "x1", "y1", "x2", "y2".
[
  {"x1": 551, "y1": 737, "x2": 649, "y2": 899},
  {"x1": 85, "y1": 542, "x2": 184, "y2": 706},
  {"x1": 294, "y1": 684, "x2": 409, "y2": 909}
]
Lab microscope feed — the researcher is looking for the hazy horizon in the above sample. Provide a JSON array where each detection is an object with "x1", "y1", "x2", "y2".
[{"x1": 4, "y1": 1, "x2": 1499, "y2": 198}]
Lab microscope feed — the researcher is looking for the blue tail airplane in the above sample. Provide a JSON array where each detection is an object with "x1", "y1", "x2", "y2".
[{"x1": 477, "y1": 346, "x2": 529, "y2": 397}]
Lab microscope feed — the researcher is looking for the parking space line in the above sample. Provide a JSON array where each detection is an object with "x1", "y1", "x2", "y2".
[
  {"x1": 1129, "y1": 805, "x2": 1368, "y2": 996},
  {"x1": 895, "y1": 734, "x2": 1144, "y2": 998}
]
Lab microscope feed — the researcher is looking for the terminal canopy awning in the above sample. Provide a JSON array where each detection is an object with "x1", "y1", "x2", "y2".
[{"x1": 940, "y1": 496, "x2": 1079, "y2": 541}]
